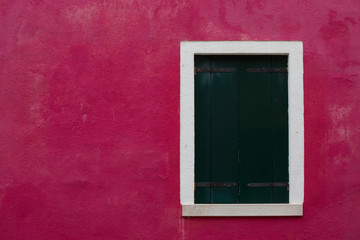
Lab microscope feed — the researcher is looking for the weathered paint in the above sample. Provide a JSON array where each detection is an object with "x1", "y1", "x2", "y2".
[{"x1": 0, "y1": 0, "x2": 359, "y2": 239}]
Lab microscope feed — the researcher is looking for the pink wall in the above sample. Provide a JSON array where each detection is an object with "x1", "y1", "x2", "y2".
[{"x1": 1, "y1": 0, "x2": 360, "y2": 239}]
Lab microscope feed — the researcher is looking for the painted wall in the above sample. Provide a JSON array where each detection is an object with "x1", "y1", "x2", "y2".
[{"x1": 0, "y1": 0, "x2": 359, "y2": 239}]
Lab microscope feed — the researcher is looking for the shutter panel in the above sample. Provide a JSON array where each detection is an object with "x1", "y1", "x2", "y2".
[
  {"x1": 210, "y1": 56, "x2": 239, "y2": 203},
  {"x1": 271, "y1": 55, "x2": 289, "y2": 203},
  {"x1": 238, "y1": 55, "x2": 273, "y2": 203},
  {"x1": 194, "y1": 56, "x2": 211, "y2": 203}
]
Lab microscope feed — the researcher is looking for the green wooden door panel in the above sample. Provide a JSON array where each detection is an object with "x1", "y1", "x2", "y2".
[{"x1": 194, "y1": 55, "x2": 288, "y2": 204}]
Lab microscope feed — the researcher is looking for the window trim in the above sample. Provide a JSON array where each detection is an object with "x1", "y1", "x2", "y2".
[{"x1": 180, "y1": 41, "x2": 304, "y2": 216}]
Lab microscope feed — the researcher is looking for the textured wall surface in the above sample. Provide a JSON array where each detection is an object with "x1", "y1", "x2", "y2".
[{"x1": 1, "y1": 0, "x2": 360, "y2": 239}]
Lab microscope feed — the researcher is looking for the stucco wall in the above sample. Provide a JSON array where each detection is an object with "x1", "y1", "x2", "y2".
[{"x1": 1, "y1": 0, "x2": 360, "y2": 239}]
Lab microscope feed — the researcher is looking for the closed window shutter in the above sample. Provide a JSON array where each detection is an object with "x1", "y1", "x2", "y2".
[{"x1": 195, "y1": 55, "x2": 289, "y2": 204}]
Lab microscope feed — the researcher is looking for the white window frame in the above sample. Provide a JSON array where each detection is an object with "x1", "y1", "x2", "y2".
[{"x1": 180, "y1": 41, "x2": 304, "y2": 216}]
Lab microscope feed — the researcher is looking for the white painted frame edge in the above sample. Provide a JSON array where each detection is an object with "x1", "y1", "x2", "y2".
[
  {"x1": 180, "y1": 41, "x2": 304, "y2": 216},
  {"x1": 182, "y1": 204, "x2": 303, "y2": 217}
]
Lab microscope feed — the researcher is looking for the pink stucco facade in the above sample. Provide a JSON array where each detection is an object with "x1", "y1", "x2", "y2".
[{"x1": 1, "y1": 0, "x2": 360, "y2": 239}]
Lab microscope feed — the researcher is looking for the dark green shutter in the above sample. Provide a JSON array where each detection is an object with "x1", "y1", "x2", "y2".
[{"x1": 194, "y1": 55, "x2": 289, "y2": 204}]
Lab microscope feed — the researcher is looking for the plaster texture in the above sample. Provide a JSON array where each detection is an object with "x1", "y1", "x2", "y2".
[{"x1": 1, "y1": 0, "x2": 360, "y2": 239}]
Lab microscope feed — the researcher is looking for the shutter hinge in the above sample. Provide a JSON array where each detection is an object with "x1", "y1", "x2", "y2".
[
  {"x1": 247, "y1": 182, "x2": 289, "y2": 191},
  {"x1": 195, "y1": 182, "x2": 238, "y2": 187},
  {"x1": 246, "y1": 67, "x2": 287, "y2": 73},
  {"x1": 194, "y1": 67, "x2": 237, "y2": 76}
]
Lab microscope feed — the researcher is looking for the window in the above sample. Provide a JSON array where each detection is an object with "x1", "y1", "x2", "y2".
[{"x1": 180, "y1": 41, "x2": 304, "y2": 216}]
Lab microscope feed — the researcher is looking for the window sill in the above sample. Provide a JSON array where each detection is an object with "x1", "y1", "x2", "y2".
[{"x1": 182, "y1": 204, "x2": 303, "y2": 217}]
